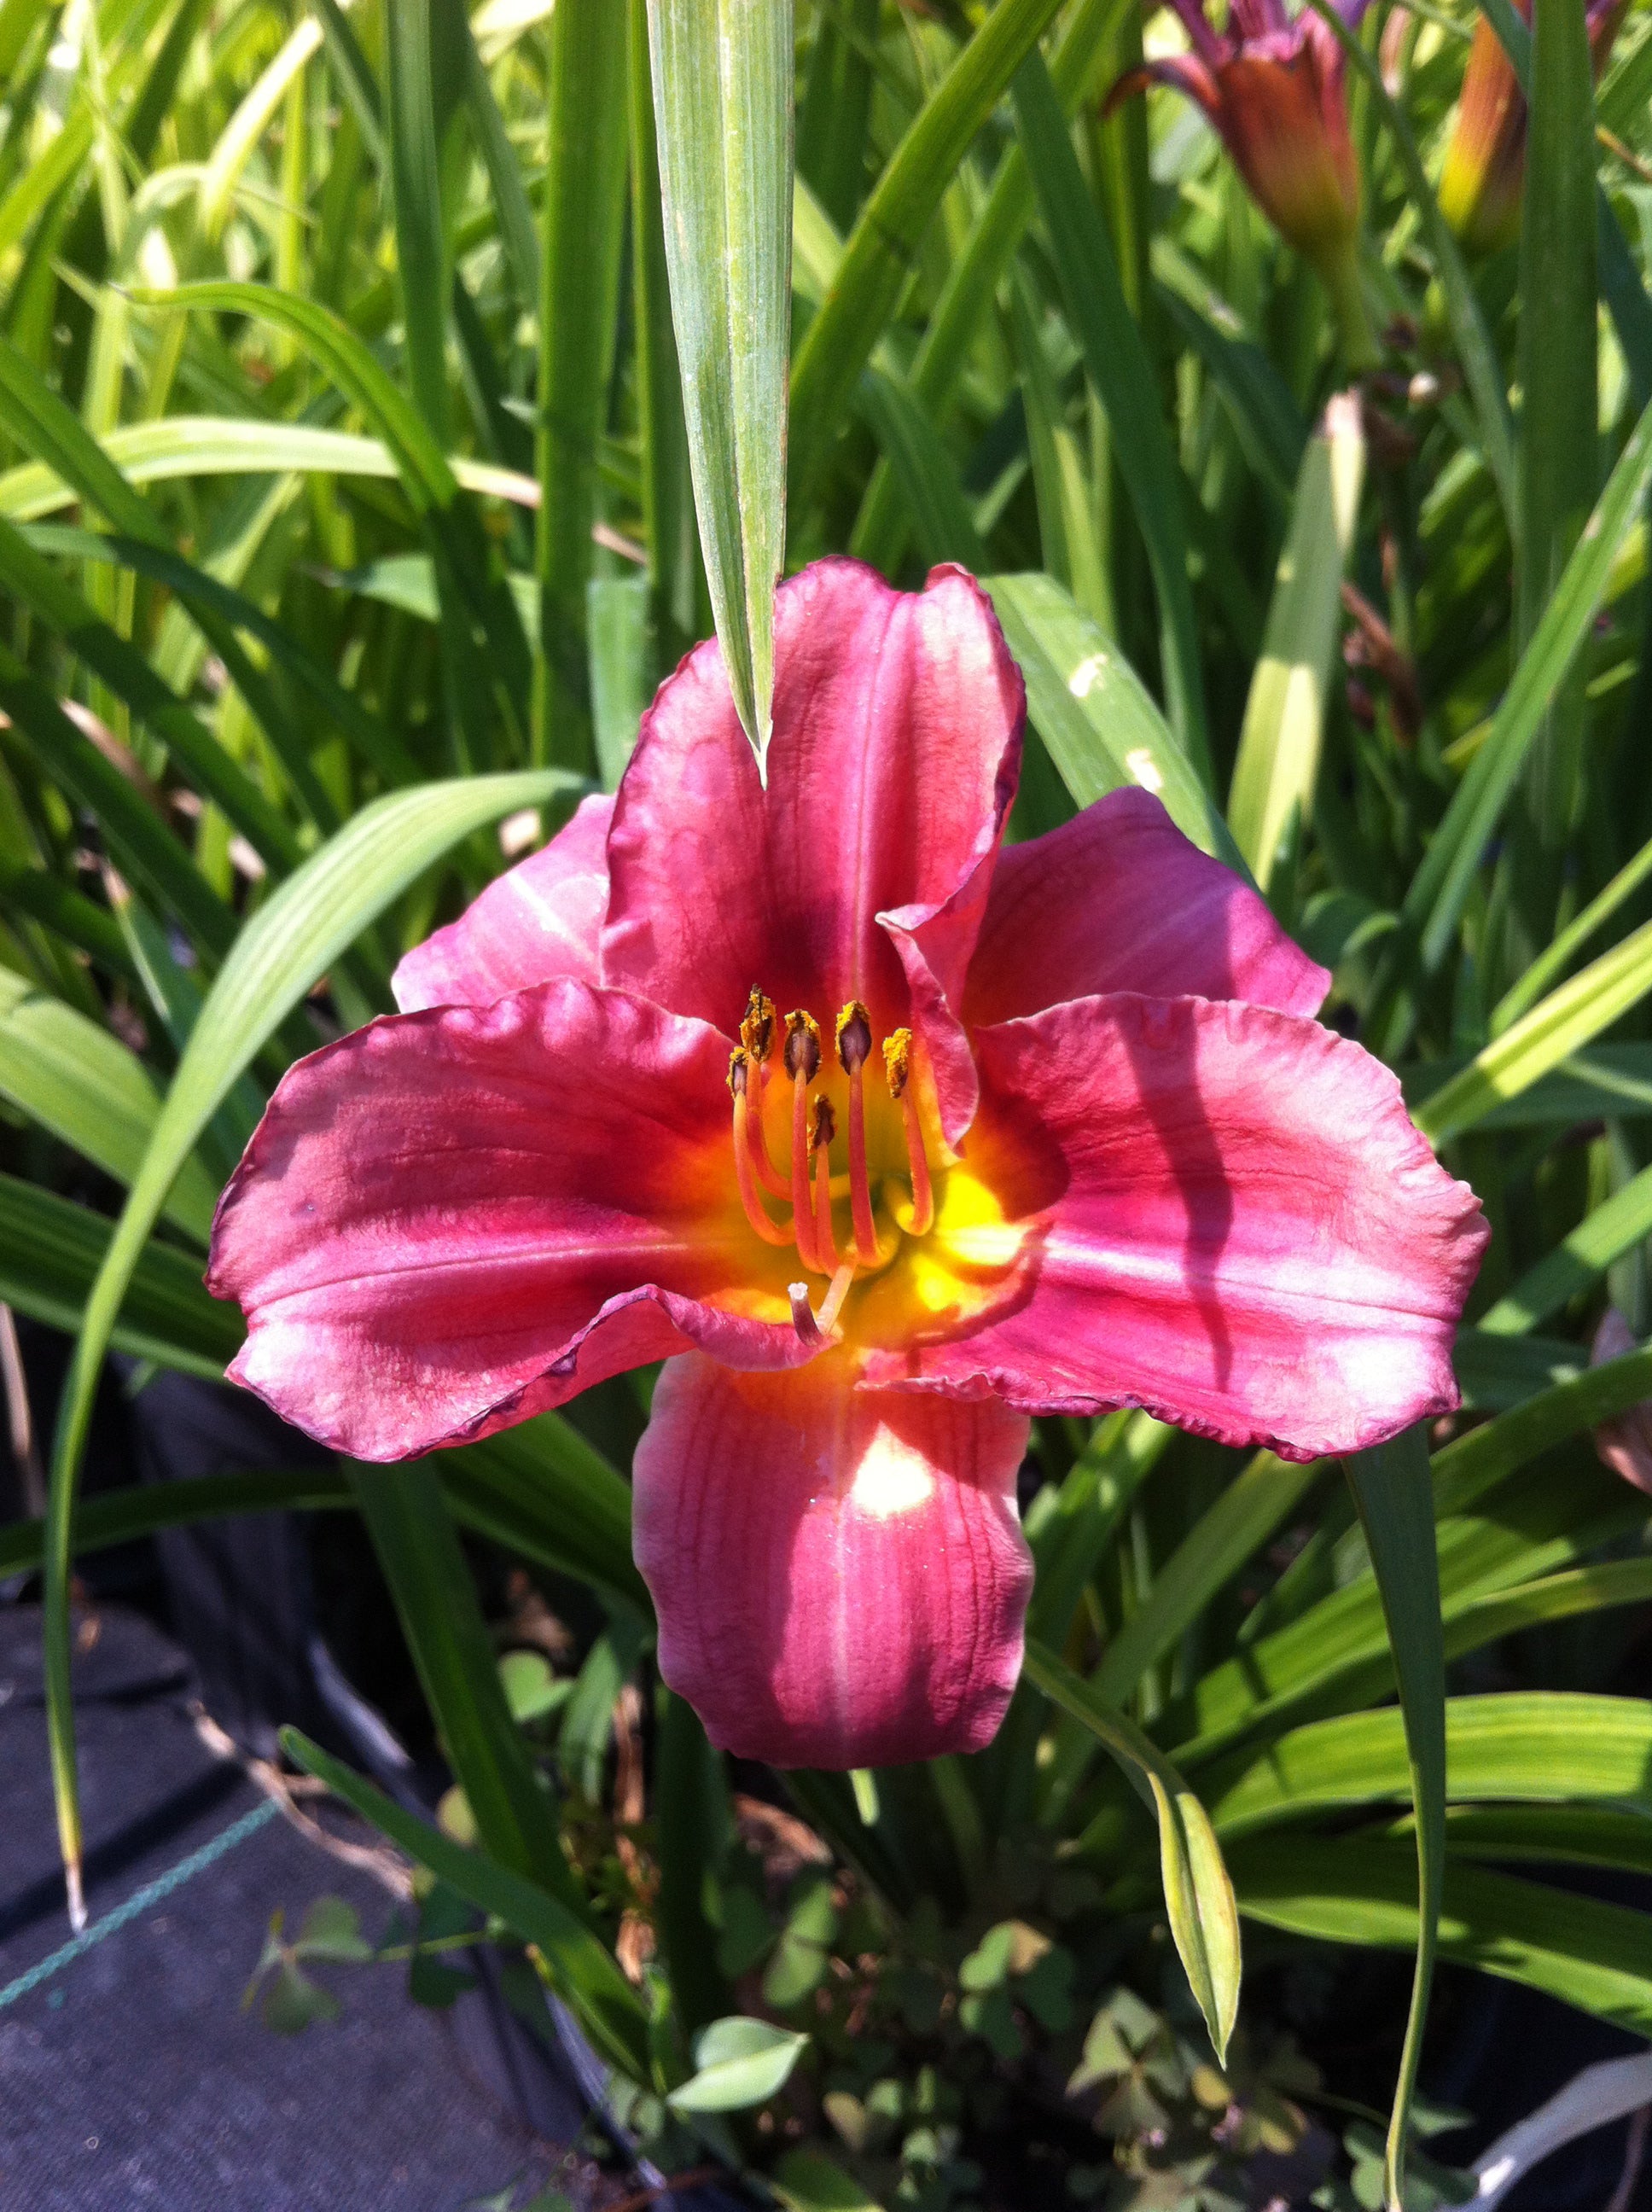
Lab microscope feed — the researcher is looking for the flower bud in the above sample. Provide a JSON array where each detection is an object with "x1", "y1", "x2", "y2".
[
  {"x1": 1440, "y1": 0, "x2": 1626, "y2": 256},
  {"x1": 1106, "y1": 2, "x2": 1369, "y2": 358}
]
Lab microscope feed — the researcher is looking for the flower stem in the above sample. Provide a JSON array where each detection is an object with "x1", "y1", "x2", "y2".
[{"x1": 1321, "y1": 242, "x2": 1380, "y2": 374}]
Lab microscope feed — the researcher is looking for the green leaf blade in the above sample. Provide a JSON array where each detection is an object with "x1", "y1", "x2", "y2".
[
  {"x1": 1023, "y1": 1640, "x2": 1241, "y2": 2063},
  {"x1": 1227, "y1": 396, "x2": 1366, "y2": 891},
  {"x1": 43, "y1": 771, "x2": 586, "y2": 1932},
  {"x1": 1344, "y1": 1427, "x2": 1446, "y2": 2212},
  {"x1": 647, "y1": 0, "x2": 793, "y2": 768}
]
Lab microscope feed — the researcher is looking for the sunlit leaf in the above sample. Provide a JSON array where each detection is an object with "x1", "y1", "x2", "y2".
[
  {"x1": 646, "y1": 0, "x2": 792, "y2": 769},
  {"x1": 1024, "y1": 1642, "x2": 1241, "y2": 2064}
]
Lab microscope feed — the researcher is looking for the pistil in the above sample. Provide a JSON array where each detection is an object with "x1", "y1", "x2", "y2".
[
  {"x1": 788, "y1": 1283, "x2": 827, "y2": 1348},
  {"x1": 817, "y1": 1259, "x2": 858, "y2": 1334},
  {"x1": 784, "y1": 1011, "x2": 824, "y2": 1273},
  {"x1": 788, "y1": 1257, "x2": 857, "y2": 1345},
  {"x1": 835, "y1": 1001, "x2": 881, "y2": 1266},
  {"x1": 883, "y1": 1027, "x2": 934, "y2": 1236},
  {"x1": 728, "y1": 1051, "x2": 794, "y2": 1248}
]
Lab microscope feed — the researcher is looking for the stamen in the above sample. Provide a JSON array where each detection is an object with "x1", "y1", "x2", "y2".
[
  {"x1": 741, "y1": 987, "x2": 777, "y2": 1065},
  {"x1": 835, "y1": 999, "x2": 880, "y2": 1266},
  {"x1": 882, "y1": 1027, "x2": 911, "y2": 1097},
  {"x1": 728, "y1": 1051, "x2": 794, "y2": 1248},
  {"x1": 782, "y1": 1009, "x2": 822, "y2": 1084},
  {"x1": 784, "y1": 1013, "x2": 823, "y2": 1272},
  {"x1": 835, "y1": 1000, "x2": 873, "y2": 1074},
  {"x1": 740, "y1": 987, "x2": 789, "y2": 1196},
  {"x1": 811, "y1": 1095, "x2": 840, "y2": 1270},
  {"x1": 883, "y1": 1027, "x2": 934, "y2": 1236}
]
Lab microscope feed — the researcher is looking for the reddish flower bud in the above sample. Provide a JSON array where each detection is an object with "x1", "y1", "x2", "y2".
[
  {"x1": 1108, "y1": 0, "x2": 1372, "y2": 355},
  {"x1": 1440, "y1": 0, "x2": 1626, "y2": 256}
]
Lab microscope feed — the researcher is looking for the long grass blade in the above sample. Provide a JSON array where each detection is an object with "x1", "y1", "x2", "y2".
[
  {"x1": 1416, "y1": 915, "x2": 1652, "y2": 1144},
  {"x1": 1376, "y1": 390, "x2": 1652, "y2": 1039},
  {"x1": 43, "y1": 771, "x2": 585, "y2": 1933},
  {"x1": 348, "y1": 1460, "x2": 585, "y2": 1907},
  {"x1": 1513, "y1": 0, "x2": 1599, "y2": 930},
  {"x1": 1344, "y1": 1426, "x2": 1446, "y2": 2212},
  {"x1": 1024, "y1": 1641, "x2": 1241, "y2": 2064},
  {"x1": 1234, "y1": 1837, "x2": 1652, "y2": 2040},
  {"x1": 1227, "y1": 395, "x2": 1365, "y2": 891},
  {"x1": 1, "y1": 1470, "x2": 352, "y2": 1578},
  {"x1": 788, "y1": 0, "x2": 1067, "y2": 504},
  {"x1": 0, "y1": 1172, "x2": 242, "y2": 1377},
  {"x1": 1013, "y1": 52, "x2": 1210, "y2": 782},
  {"x1": 537, "y1": 0, "x2": 629, "y2": 772},
  {"x1": 850, "y1": 0, "x2": 1134, "y2": 570},
  {"x1": 283, "y1": 1727, "x2": 652, "y2": 2078},
  {"x1": 985, "y1": 573, "x2": 1241, "y2": 870},
  {"x1": 646, "y1": 0, "x2": 792, "y2": 771}
]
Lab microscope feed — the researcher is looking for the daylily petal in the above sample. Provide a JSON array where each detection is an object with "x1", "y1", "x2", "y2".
[
  {"x1": 393, "y1": 793, "x2": 614, "y2": 1014},
  {"x1": 633, "y1": 1352, "x2": 1032, "y2": 1769},
  {"x1": 963, "y1": 789, "x2": 1329, "y2": 1027},
  {"x1": 1230, "y1": 0, "x2": 1288, "y2": 42},
  {"x1": 602, "y1": 559, "x2": 1022, "y2": 1085},
  {"x1": 1163, "y1": 0, "x2": 1226, "y2": 67},
  {"x1": 207, "y1": 981, "x2": 810, "y2": 1459},
  {"x1": 867, "y1": 993, "x2": 1487, "y2": 1463},
  {"x1": 1106, "y1": 55, "x2": 1225, "y2": 126}
]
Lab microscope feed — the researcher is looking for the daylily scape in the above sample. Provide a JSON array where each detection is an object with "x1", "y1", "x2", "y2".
[{"x1": 207, "y1": 561, "x2": 1486, "y2": 1771}]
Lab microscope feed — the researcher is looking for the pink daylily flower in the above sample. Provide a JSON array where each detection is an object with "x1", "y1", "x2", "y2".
[{"x1": 207, "y1": 560, "x2": 1487, "y2": 1771}]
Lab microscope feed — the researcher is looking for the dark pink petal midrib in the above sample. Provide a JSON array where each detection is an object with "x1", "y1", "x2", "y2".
[{"x1": 839, "y1": 589, "x2": 905, "y2": 1014}]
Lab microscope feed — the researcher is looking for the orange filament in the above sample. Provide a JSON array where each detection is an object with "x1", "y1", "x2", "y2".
[
  {"x1": 729, "y1": 1051, "x2": 794, "y2": 1248},
  {"x1": 736, "y1": 997, "x2": 941, "y2": 1309},
  {"x1": 745, "y1": 1058, "x2": 791, "y2": 1198},
  {"x1": 811, "y1": 1096, "x2": 840, "y2": 1271},
  {"x1": 835, "y1": 1001, "x2": 881, "y2": 1266},
  {"x1": 784, "y1": 1012, "x2": 823, "y2": 1273},
  {"x1": 789, "y1": 1074, "x2": 820, "y2": 1271},
  {"x1": 741, "y1": 987, "x2": 789, "y2": 1197},
  {"x1": 883, "y1": 1027, "x2": 934, "y2": 1235}
]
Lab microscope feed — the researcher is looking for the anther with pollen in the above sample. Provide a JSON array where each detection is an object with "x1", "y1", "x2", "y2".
[
  {"x1": 742, "y1": 987, "x2": 776, "y2": 1062},
  {"x1": 728, "y1": 1049, "x2": 794, "y2": 1246},
  {"x1": 883, "y1": 1027, "x2": 934, "y2": 1234},
  {"x1": 739, "y1": 987, "x2": 788, "y2": 1196},
  {"x1": 835, "y1": 1000, "x2": 881, "y2": 1265},
  {"x1": 782, "y1": 1012, "x2": 824, "y2": 1270}
]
